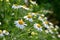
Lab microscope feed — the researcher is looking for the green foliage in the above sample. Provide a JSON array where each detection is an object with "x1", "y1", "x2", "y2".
[{"x1": 0, "y1": 0, "x2": 60, "y2": 40}]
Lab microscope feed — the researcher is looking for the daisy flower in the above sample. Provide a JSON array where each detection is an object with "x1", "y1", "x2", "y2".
[
  {"x1": 38, "y1": 16, "x2": 44, "y2": 21},
  {"x1": 3, "y1": 30, "x2": 9, "y2": 35},
  {"x1": 40, "y1": 10, "x2": 53, "y2": 13},
  {"x1": 14, "y1": 19, "x2": 27, "y2": 29},
  {"x1": 0, "y1": 22, "x2": 1, "y2": 25},
  {"x1": 43, "y1": 21, "x2": 50, "y2": 29},
  {"x1": 0, "y1": 30, "x2": 4, "y2": 37},
  {"x1": 22, "y1": 5, "x2": 30, "y2": 10},
  {"x1": 48, "y1": 29, "x2": 54, "y2": 34},
  {"x1": 49, "y1": 22, "x2": 54, "y2": 28},
  {"x1": 34, "y1": 23, "x2": 42, "y2": 31},
  {"x1": 24, "y1": 14, "x2": 33, "y2": 22},
  {"x1": 57, "y1": 34, "x2": 60, "y2": 38},
  {"x1": 28, "y1": 13, "x2": 37, "y2": 16},
  {"x1": 45, "y1": 30, "x2": 49, "y2": 34},
  {"x1": 38, "y1": 14, "x2": 45, "y2": 21},
  {"x1": 12, "y1": 4, "x2": 22, "y2": 9}
]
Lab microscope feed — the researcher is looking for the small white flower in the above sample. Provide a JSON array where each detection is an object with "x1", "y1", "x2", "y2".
[
  {"x1": 22, "y1": 5, "x2": 30, "y2": 10},
  {"x1": 0, "y1": 22, "x2": 1, "y2": 25},
  {"x1": 38, "y1": 16, "x2": 44, "y2": 21},
  {"x1": 29, "y1": 13, "x2": 37, "y2": 16},
  {"x1": 49, "y1": 22, "x2": 53, "y2": 26},
  {"x1": 11, "y1": 13, "x2": 14, "y2": 16},
  {"x1": 3, "y1": 30, "x2": 9, "y2": 35},
  {"x1": 24, "y1": 14, "x2": 33, "y2": 22},
  {"x1": 43, "y1": 21, "x2": 50, "y2": 29},
  {"x1": 14, "y1": 19, "x2": 27, "y2": 29},
  {"x1": 45, "y1": 30, "x2": 49, "y2": 33},
  {"x1": 34, "y1": 23, "x2": 42, "y2": 31},
  {"x1": 0, "y1": 30, "x2": 4, "y2": 37},
  {"x1": 52, "y1": 36, "x2": 56, "y2": 38},
  {"x1": 58, "y1": 34, "x2": 60, "y2": 38},
  {"x1": 50, "y1": 25, "x2": 54, "y2": 29},
  {"x1": 48, "y1": 29, "x2": 54, "y2": 34},
  {"x1": 55, "y1": 25, "x2": 59, "y2": 29},
  {"x1": 30, "y1": 1, "x2": 36, "y2": 5},
  {"x1": 12, "y1": 4, "x2": 22, "y2": 9}
]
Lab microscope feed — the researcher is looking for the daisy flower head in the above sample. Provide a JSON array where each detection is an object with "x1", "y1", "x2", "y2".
[
  {"x1": 3, "y1": 30, "x2": 9, "y2": 35},
  {"x1": 34, "y1": 23, "x2": 42, "y2": 31},
  {"x1": 0, "y1": 30, "x2": 4, "y2": 37},
  {"x1": 49, "y1": 22, "x2": 54, "y2": 28},
  {"x1": 38, "y1": 16, "x2": 44, "y2": 21},
  {"x1": 43, "y1": 21, "x2": 50, "y2": 29},
  {"x1": 14, "y1": 19, "x2": 27, "y2": 29},
  {"x1": 24, "y1": 14, "x2": 33, "y2": 22}
]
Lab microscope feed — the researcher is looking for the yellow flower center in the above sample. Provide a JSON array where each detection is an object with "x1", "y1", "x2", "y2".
[
  {"x1": 45, "y1": 21, "x2": 48, "y2": 24},
  {"x1": 27, "y1": 15, "x2": 32, "y2": 18},
  {"x1": 18, "y1": 19, "x2": 24, "y2": 25},
  {"x1": 0, "y1": 30, "x2": 2, "y2": 34},
  {"x1": 37, "y1": 24, "x2": 41, "y2": 28}
]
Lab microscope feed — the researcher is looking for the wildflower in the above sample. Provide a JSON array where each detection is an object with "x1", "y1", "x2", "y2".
[
  {"x1": 24, "y1": 14, "x2": 33, "y2": 22},
  {"x1": 38, "y1": 14, "x2": 45, "y2": 21},
  {"x1": 3, "y1": 30, "x2": 9, "y2": 35},
  {"x1": 55, "y1": 25, "x2": 59, "y2": 29},
  {"x1": 40, "y1": 10, "x2": 53, "y2": 13},
  {"x1": 22, "y1": 5, "x2": 30, "y2": 10},
  {"x1": 52, "y1": 36, "x2": 56, "y2": 38},
  {"x1": 0, "y1": 22, "x2": 1, "y2": 25},
  {"x1": 38, "y1": 16, "x2": 44, "y2": 21},
  {"x1": 12, "y1": 4, "x2": 22, "y2": 9},
  {"x1": 43, "y1": 21, "x2": 50, "y2": 29},
  {"x1": 48, "y1": 29, "x2": 54, "y2": 34},
  {"x1": 57, "y1": 34, "x2": 60, "y2": 38},
  {"x1": 14, "y1": 19, "x2": 27, "y2": 29},
  {"x1": 49, "y1": 22, "x2": 54, "y2": 28},
  {"x1": 45, "y1": 30, "x2": 49, "y2": 33},
  {"x1": 30, "y1": 0, "x2": 37, "y2": 5},
  {"x1": 0, "y1": 30, "x2": 4, "y2": 37},
  {"x1": 34, "y1": 23, "x2": 42, "y2": 31},
  {"x1": 28, "y1": 13, "x2": 37, "y2": 16}
]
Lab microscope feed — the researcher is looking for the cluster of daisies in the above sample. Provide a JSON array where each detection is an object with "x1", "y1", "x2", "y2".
[
  {"x1": 14, "y1": 12, "x2": 60, "y2": 38},
  {"x1": 0, "y1": 30, "x2": 9, "y2": 37},
  {"x1": 12, "y1": 1, "x2": 59, "y2": 36}
]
